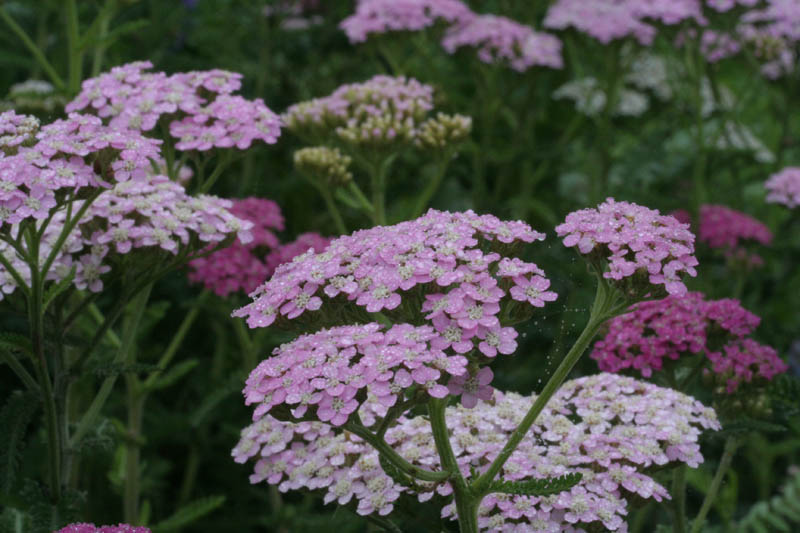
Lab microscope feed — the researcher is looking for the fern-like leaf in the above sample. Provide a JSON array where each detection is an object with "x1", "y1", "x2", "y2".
[
  {"x1": 0, "y1": 332, "x2": 32, "y2": 355},
  {"x1": 738, "y1": 468, "x2": 800, "y2": 532},
  {"x1": 717, "y1": 416, "x2": 786, "y2": 437},
  {"x1": 150, "y1": 495, "x2": 225, "y2": 532},
  {"x1": 0, "y1": 391, "x2": 39, "y2": 492},
  {"x1": 487, "y1": 472, "x2": 582, "y2": 496},
  {"x1": 378, "y1": 454, "x2": 419, "y2": 490}
]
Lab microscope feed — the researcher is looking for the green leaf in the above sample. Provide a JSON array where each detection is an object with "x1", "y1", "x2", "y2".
[
  {"x1": 78, "y1": 19, "x2": 149, "y2": 52},
  {"x1": 150, "y1": 495, "x2": 226, "y2": 532},
  {"x1": 487, "y1": 472, "x2": 582, "y2": 496},
  {"x1": 42, "y1": 267, "x2": 76, "y2": 311},
  {"x1": 334, "y1": 187, "x2": 363, "y2": 210},
  {"x1": 145, "y1": 359, "x2": 199, "y2": 391},
  {"x1": 0, "y1": 391, "x2": 39, "y2": 493},
  {"x1": 738, "y1": 467, "x2": 800, "y2": 532},
  {"x1": 378, "y1": 453, "x2": 418, "y2": 490},
  {"x1": 0, "y1": 332, "x2": 32, "y2": 355}
]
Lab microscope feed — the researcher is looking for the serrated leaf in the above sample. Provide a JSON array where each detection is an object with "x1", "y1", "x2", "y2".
[
  {"x1": 146, "y1": 359, "x2": 199, "y2": 391},
  {"x1": 487, "y1": 472, "x2": 582, "y2": 496},
  {"x1": 0, "y1": 391, "x2": 39, "y2": 492},
  {"x1": 42, "y1": 267, "x2": 75, "y2": 311},
  {"x1": 150, "y1": 495, "x2": 225, "y2": 532}
]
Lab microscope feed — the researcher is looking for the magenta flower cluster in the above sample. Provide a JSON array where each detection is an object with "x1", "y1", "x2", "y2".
[
  {"x1": 698, "y1": 204, "x2": 771, "y2": 266},
  {"x1": 591, "y1": 292, "x2": 787, "y2": 392},
  {"x1": 555, "y1": 198, "x2": 698, "y2": 295},
  {"x1": 66, "y1": 61, "x2": 281, "y2": 152},
  {"x1": 56, "y1": 524, "x2": 150, "y2": 533},
  {"x1": 188, "y1": 197, "x2": 284, "y2": 296},
  {"x1": 234, "y1": 373, "x2": 719, "y2": 530},
  {"x1": 340, "y1": 0, "x2": 473, "y2": 43},
  {"x1": 765, "y1": 167, "x2": 800, "y2": 208},
  {"x1": 442, "y1": 14, "x2": 564, "y2": 71}
]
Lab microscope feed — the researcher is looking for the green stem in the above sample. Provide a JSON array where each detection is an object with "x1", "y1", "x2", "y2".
[
  {"x1": 690, "y1": 436, "x2": 741, "y2": 533},
  {"x1": 0, "y1": 7, "x2": 66, "y2": 91},
  {"x1": 347, "y1": 181, "x2": 375, "y2": 214},
  {"x1": 69, "y1": 285, "x2": 153, "y2": 447},
  {"x1": 65, "y1": 0, "x2": 82, "y2": 95},
  {"x1": 1, "y1": 349, "x2": 40, "y2": 392},
  {"x1": 88, "y1": 302, "x2": 122, "y2": 348},
  {"x1": 672, "y1": 464, "x2": 688, "y2": 533},
  {"x1": 344, "y1": 421, "x2": 449, "y2": 483},
  {"x1": 689, "y1": 39, "x2": 707, "y2": 213},
  {"x1": 429, "y1": 398, "x2": 478, "y2": 533},
  {"x1": 142, "y1": 292, "x2": 207, "y2": 390},
  {"x1": 369, "y1": 157, "x2": 392, "y2": 226},
  {"x1": 124, "y1": 380, "x2": 144, "y2": 523},
  {"x1": 91, "y1": 0, "x2": 115, "y2": 77},
  {"x1": 473, "y1": 279, "x2": 623, "y2": 494},
  {"x1": 317, "y1": 182, "x2": 348, "y2": 235},
  {"x1": 42, "y1": 190, "x2": 103, "y2": 277},
  {"x1": 412, "y1": 157, "x2": 450, "y2": 218},
  {"x1": 232, "y1": 317, "x2": 257, "y2": 372},
  {"x1": 197, "y1": 152, "x2": 235, "y2": 194}
]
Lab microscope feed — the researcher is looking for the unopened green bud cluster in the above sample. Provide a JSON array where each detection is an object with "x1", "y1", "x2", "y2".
[
  {"x1": 294, "y1": 146, "x2": 353, "y2": 186},
  {"x1": 414, "y1": 113, "x2": 472, "y2": 150}
]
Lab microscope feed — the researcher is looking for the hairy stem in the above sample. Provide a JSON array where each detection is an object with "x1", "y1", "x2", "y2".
[
  {"x1": 690, "y1": 436, "x2": 741, "y2": 533},
  {"x1": 672, "y1": 464, "x2": 687, "y2": 533}
]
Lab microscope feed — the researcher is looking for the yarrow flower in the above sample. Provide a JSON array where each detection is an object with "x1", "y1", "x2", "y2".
[
  {"x1": 56, "y1": 524, "x2": 150, "y2": 533},
  {"x1": 188, "y1": 198, "x2": 284, "y2": 297},
  {"x1": 591, "y1": 292, "x2": 787, "y2": 392},
  {"x1": 442, "y1": 14, "x2": 563, "y2": 71},
  {"x1": 66, "y1": 61, "x2": 281, "y2": 152},
  {"x1": 765, "y1": 167, "x2": 800, "y2": 208},
  {"x1": 555, "y1": 198, "x2": 698, "y2": 295},
  {"x1": 0, "y1": 112, "x2": 250, "y2": 299},
  {"x1": 340, "y1": 0, "x2": 473, "y2": 43},
  {"x1": 264, "y1": 232, "x2": 331, "y2": 275},
  {"x1": 698, "y1": 204, "x2": 772, "y2": 266},
  {"x1": 235, "y1": 373, "x2": 720, "y2": 530},
  {"x1": 283, "y1": 75, "x2": 436, "y2": 149}
]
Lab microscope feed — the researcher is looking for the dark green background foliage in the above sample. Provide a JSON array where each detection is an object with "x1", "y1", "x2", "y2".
[{"x1": 1, "y1": 1, "x2": 799, "y2": 531}]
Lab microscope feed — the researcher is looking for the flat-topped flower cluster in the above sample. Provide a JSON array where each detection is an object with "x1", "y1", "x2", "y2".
[
  {"x1": 765, "y1": 167, "x2": 800, "y2": 208},
  {"x1": 555, "y1": 198, "x2": 698, "y2": 295},
  {"x1": 56, "y1": 524, "x2": 150, "y2": 533},
  {"x1": 591, "y1": 292, "x2": 787, "y2": 392},
  {"x1": 698, "y1": 204, "x2": 772, "y2": 266},
  {"x1": 66, "y1": 61, "x2": 281, "y2": 152},
  {"x1": 340, "y1": 0, "x2": 473, "y2": 43},
  {"x1": 234, "y1": 373, "x2": 720, "y2": 531}
]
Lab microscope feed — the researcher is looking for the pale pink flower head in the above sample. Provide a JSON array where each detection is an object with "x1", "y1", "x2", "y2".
[
  {"x1": 556, "y1": 198, "x2": 698, "y2": 295},
  {"x1": 765, "y1": 167, "x2": 800, "y2": 208},
  {"x1": 698, "y1": 204, "x2": 771, "y2": 267},
  {"x1": 443, "y1": 14, "x2": 563, "y2": 71},
  {"x1": 56, "y1": 524, "x2": 151, "y2": 533},
  {"x1": 340, "y1": 0, "x2": 474, "y2": 43},
  {"x1": 236, "y1": 373, "x2": 720, "y2": 531}
]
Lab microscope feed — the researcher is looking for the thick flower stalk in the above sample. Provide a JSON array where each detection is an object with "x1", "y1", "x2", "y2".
[
  {"x1": 442, "y1": 14, "x2": 563, "y2": 71},
  {"x1": 765, "y1": 167, "x2": 800, "y2": 208},
  {"x1": 340, "y1": 0, "x2": 473, "y2": 43},
  {"x1": 591, "y1": 292, "x2": 787, "y2": 392},
  {"x1": 555, "y1": 198, "x2": 698, "y2": 296},
  {"x1": 66, "y1": 61, "x2": 281, "y2": 153},
  {"x1": 235, "y1": 373, "x2": 720, "y2": 531}
]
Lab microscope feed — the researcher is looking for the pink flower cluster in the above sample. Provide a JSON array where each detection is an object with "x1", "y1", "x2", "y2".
[
  {"x1": 698, "y1": 204, "x2": 771, "y2": 266},
  {"x1": 66, "y1": 61, "x2": 281, "y2": 152},
  {"x1": 240, "y1": 323, "x2": 472, "y2": 427},
  {"x1": 591, "y1": 292, "x2": 787, "y2": 391},
  {"x1": 56, "y1": 524, "x2": 150, "y2": 533},
  {"x1": 188, "y1": 198, "x2": 284, "y2": 296},
  {"x1": 555, "y1": 198, "x2": 698, "y2": 295},
  {"x1": 233, "y1": 210, "x2": 554, "y2": 357},
  {"x1": 544, "y1": 0, "x2": 759, "y2": 45},
  {"x1": 0, "y1": 110, "x2": 39, "y2": 150},
  {"x1": 283, "y1": 75, "x2": 435, "y2": 147},
  {"x1": 340, "y1": 0, "x2": 473, "y2": 43},
  {"x1": 1, "y1": 175, "x2": 250, "y2": 298},
  {"x1": 765, "y1": 167, "x2": 800, "y2": 208},
  {"x1": 442, "y1": 14, "x2": 564, "y2": 71},
  {"x1": 1, "y1": 112, "x2": 161, "y2": 226},
  {"x1": 264, "y1": 232, "x2": 331, "y2": 274},
  {"x1": 234, "y1": 373, "x2": 720, "y2": 530}
]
